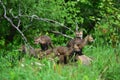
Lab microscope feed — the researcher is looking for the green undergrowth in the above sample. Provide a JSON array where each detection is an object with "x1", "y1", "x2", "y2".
[{"x1": 0, "y1": 45, "x2": 120, "y2": 80}]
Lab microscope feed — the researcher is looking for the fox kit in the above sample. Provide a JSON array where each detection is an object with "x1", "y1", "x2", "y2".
[{"x1": 34, "y1": 35, "x2": 53, "y2": 51}]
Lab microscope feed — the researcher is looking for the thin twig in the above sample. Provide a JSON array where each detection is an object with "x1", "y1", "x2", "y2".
[
  {"x1": 9, "y1": 9, "x2": 18, "y2": 19},
  {"x1": 17, "y1": 19, "x2": 21, "y2": 27},
  {"x1": 76, "y1": 22, "x2": 79, "y2": 31},
  {"x1": 51, "y1": 31, "x2": 73, "y2": 39}
]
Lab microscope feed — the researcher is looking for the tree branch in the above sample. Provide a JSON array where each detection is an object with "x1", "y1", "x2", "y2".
[
  {"x1": 9, "y1": 9, "x2": 74, "y2": 38},
  {"x1": 76, "y1": 22, "x2": 79, "y2": 31},
  {"x1": 19, "y1": 14, "x2": 74, "y2": 33},
  {"x1": 0, "y1": 0, "x2": 74, "y2": 41},
  {"x1": 0, "y1": 0, "x2": 28, "y2": 44},
  {"x1": 51, "y1": 31, "x2": 73, "y2": 39}
]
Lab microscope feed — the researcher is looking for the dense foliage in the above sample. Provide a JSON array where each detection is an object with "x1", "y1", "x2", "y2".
[
  {"x1": 0, "y1": 0, "x2": 120, "y2": 46},
  {"x1": 0, "y1": 0, "x2": 120, "y2": 80}
]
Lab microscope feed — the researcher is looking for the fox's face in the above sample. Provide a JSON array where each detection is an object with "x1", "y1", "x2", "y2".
[
  {"x1": 88, "y1": 35, "x2": 94, "y2": 42},
  {"x1": 75, "y1": 31, "x2": 83, "y2": 39}
]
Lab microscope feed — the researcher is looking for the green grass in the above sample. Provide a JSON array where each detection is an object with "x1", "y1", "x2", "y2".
[{"x1": 0, "y1": 45, "x2": 120, "y2": 80}]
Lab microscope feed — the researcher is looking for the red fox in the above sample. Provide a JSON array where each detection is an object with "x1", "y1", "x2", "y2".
[{"x1": 34, "y1": 35, "x2": 53, "y2": 51}]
